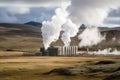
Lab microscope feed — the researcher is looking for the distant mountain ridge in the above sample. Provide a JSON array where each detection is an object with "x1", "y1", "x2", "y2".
[{"x1": 25, "y1": 21, "x2": 42, "y2": 27}]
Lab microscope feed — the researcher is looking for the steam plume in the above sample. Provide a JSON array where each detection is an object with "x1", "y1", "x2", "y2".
[
  {"x1": 41, "y1": 0, "x2": 120, "y2": 49},
  {"x1": 78, "y1": 27, "x2": 105, "y2": 47},
  {"x1": 93, "y1": 48, "x2": 120, "y2": 55},
  {"x1": 68, "y1": 0, "x2": 120, "y2": 47},
  {"x1": 67, "y1": 0, "x2": 120, "y2": 26},
  {"x1": 41, "y1": 2, "x2": 70, "y2": 49},
  {"x1": 61, "y1": 19, "x2": 78, "y2": 46}
]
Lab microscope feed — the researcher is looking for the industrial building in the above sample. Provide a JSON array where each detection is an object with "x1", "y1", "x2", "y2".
[{"x1": 40, "y1": 46, "x2": 78, "y2": 56}]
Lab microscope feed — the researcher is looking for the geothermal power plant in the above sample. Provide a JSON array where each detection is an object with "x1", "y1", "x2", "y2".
[
  {"x1": 40, "y1": 46, "x2": 78, "y2": 56},
  {"x1": 39, "y1": 46, "x2": 120, "y2": 56}
]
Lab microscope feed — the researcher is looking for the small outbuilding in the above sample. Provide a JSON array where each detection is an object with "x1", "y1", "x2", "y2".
[{"x1": 40, "y1": 47, "x2": 59, "y2": 56}]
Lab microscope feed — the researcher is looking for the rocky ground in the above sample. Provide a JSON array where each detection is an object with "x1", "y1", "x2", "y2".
[{"x1": 44, "y1": 60, "x2": 120, "y2": 80}]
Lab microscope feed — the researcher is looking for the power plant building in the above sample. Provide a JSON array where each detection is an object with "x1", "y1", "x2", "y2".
[{"x1": 40, "y1": 46, "x2": 78, "y2": 56}]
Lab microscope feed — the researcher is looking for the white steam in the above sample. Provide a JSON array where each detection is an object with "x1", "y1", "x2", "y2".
[
  {"x1": 41, "y1": 0, "x2": 120, "y2": 49},
  {"x1": 41, "y1": 2, "x2": 70, "y2": 49},
  {"x1": 67, "y1": 0, "x2": 120, "y2": 26},
  {"x1": 78, "y1": 27, "x2": 105, "y2": 47},
  {"x1": 68, "y1": 0, "x2": 120, "y2": 47},
  {"x1": 61, "y1": 19, "x2": 78, "y2": 46},
  {"x1": 92, "y1": 48, "x2": 120, "y2": 55}
]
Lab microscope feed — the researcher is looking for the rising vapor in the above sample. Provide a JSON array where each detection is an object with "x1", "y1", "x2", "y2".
[
  {"x1": 61, "y1": 19, "x2": 78, "y2": 46},
  {"x1": 93, "y1": 48, "x2": 120, "y2": 55},
  {"x1": 41, "y1": 0, "x2": 120, "y2": 49},
  {"x1": 78, "y1": 27, "x2": 105, "y2": 47},
  {"x1": 67, "y1": 0, "x2": 120, "y2": 26},
  {"x1": 41, "y1": 2, "x2": 70, "y2": 49}
]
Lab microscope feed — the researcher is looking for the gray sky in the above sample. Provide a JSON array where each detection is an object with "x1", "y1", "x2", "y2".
[
  {"x1": 0, "y1": 0, "x2": 120, "y2": 27},
  {"x1": 0, "y1": 7, "x2": 55, "y2": 23}
]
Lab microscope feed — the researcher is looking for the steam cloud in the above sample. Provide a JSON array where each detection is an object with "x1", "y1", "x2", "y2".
[
  {"x1": 92, "y1": 48, "x2": 120, "y2": 55},
  {"x1": 41, "y1": 0, "x2": 120, "y2": 49},
  {"x1": 78, "y1": 27, "x2": 104, "y2": 47},
  {"x1": 67, "y1": 0, "x2": 120, "y2": 26},
  {"x1": 61, "y1": 19, "x2": 78, "y2": 46},
  {"x1": 41, "y1": 2, "x2": 70, "y2": 49}
]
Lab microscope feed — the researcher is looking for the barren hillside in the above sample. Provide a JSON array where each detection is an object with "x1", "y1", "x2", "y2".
[{"x1": 0, "y1": 23, "x2": 120, "y2": 51}]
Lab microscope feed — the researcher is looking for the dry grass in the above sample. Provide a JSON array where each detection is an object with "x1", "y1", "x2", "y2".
[
  {"x1": 0, "y1": 51, "x2": 23, "y2": 57},
  {"x1": 0, "y1": 36, "x2": 42, "y2": 51},
  {"x1": 0, "y1": 51, "x2": 120, "y2": 80}
]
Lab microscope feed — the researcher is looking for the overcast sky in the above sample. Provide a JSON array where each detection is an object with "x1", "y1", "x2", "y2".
[{"x1": 0, "y1": 0, "x2": 120, "y2": 27}]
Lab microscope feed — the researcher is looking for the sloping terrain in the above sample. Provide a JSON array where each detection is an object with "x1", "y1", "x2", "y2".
[
  {"x1": 0, "y1": 23, "x2": 41, "y2": 37},
  {"x1": 0, "y1": 23, "x2": 120, "y2": 51},
  {"x1": 93, "y1": 27, "x2": 120, "y2": 50},
  {"x1": 0, "y1": 23, "x2": 42, "y2": 51}
]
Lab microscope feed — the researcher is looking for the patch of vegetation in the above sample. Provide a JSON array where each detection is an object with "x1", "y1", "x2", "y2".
[{"x1": 44, "y1": 60, "x2": 120, "y2": 80}]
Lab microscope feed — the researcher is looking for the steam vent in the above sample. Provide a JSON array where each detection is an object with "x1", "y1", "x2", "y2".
[{"x1": 40, "y1": 46, "x2": 78, "y2": 56}]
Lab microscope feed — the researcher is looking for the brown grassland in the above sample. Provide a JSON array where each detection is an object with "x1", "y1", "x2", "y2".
[
  {"x1": 0, "y1": 24, "x2": 120, "y2": 80},
  {"x1": 0, "y1": 51, "x2": 120, "y2": 80}
]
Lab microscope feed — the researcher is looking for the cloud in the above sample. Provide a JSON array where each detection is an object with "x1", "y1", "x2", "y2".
[
  {"x1": 104, "y1": 8, "x2": 120, "y2": 25},
  {"x1": 105, "y1": 17, "x2": 120, "y2": 25},
  {"x1": 0, "y1": 7, "x2": 55, "y2": 23},
  {"x1": 0, "y1": 0, "x2": 60, "y2": 23},
  {"x1": 108, "y1": 8, "x2": 120, "y2": 17},
  {"x1": 16, "y1": 7, "x2": 55, "y2": 23},
  {"x1": 67, "y1": 0, "x2": 120, "y2": 26},
  {"x1": 7, "y1": 7, "x2": 30, "y2": 14},
  {"x1": 0, "y1": 0, "x2": 69, "y2": 7},
  {"x1": 0, "y1": 8, "x2": 17, "y2": 23},
  {"x1": 0, "y1": 0, "x2": 120, "y2": 26}
]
